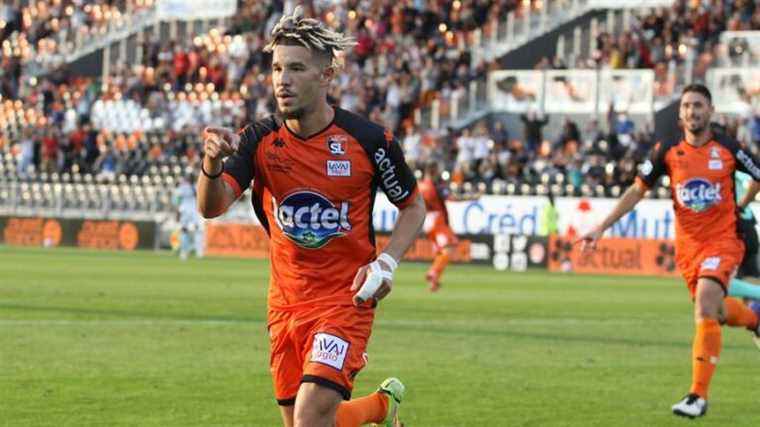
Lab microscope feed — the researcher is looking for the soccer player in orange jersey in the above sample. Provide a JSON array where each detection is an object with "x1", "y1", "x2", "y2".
[
  {"x1": 579, "y1": 84, "x2": 760, "y2": 418},
  {"x1": 196, "y1": 8, "x2": 425, "y2": 427},
  {"x1": 418, "y1": 162, "x2": 458, "y2": 291}
]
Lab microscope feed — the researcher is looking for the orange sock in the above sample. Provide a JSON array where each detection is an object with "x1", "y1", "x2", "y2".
[
  {"x1": 690, "y1": 318, "x2": 722, "y2": 399},
  {"x1": 335, "y1": 392, "x2": 388, "y2": 427},
  {"x1": 723, "y1": 297, "x2": 759, "y2": 330},
  {"x1": 430, "y1": 251, "x2": 450, "y2": 277}
]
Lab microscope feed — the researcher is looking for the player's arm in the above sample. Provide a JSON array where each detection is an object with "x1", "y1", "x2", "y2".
[
  {"x1": 380, "y1": 193, "x2": 426, "y2": 262},
  {"x1": 579, "y1": 142, "x2": 668, "y2": 251},
  {"x1": 578, "y1": 183, "x2": 646, "y2": 250},
  {"x1": 732, "y1": 141, "x2": 760, "y2": 210},
  {"x1": 351, "y1": 133, "x2": 425, "y2": 306},
  {"x1": 197, "y1": 127, "x2": 243, "y2": 218}
]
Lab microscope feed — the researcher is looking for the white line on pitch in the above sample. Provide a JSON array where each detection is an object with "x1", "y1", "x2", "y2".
[{"x1": 0, "y1": 318, "x2": 688, "y2": 327}]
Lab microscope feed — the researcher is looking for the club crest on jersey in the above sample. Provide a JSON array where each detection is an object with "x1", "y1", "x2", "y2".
[
  {"x1": 272, "y1": 191, "x2": 351, "y2": 249},
  {"x1": 327, "y1": 135, "x2": 347, "y2": 155},
  {"x1": 675, "y1": 178, "x2": 722, "y2": 212}
]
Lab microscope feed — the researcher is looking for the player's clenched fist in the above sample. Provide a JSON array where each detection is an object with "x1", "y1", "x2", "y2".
[
  {"x1": 350, "y1": 253, "x2": 398, "y2": 306},
  {"x1": 203, "y1": 126, "x2": 240, "y2": 160}
]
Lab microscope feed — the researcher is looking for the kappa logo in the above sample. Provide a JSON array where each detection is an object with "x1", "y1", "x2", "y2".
[
  {"x1": 710, "y1": 147, "x2": 720, "y2": 158},
  {"x1": 272, "y1": 138, "x2": 285, "y2": 148},
  {"x1": 327, "y1": 160, "x2": 351, "y2": 177},
  {"x1": 311, "y1": 333, "x2": 349, "y2": 370},
  {"x1": 327, "y1": 135, "x2": 347, "y2": 155}
]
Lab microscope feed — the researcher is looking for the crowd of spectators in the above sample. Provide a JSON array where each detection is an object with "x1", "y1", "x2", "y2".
[
  {"x1": 535, "y1": 0, "x2": 760, "y2": 98},
  {"x1": 1, "y1": 0, "x2": 758, "y2": 199},
  {"x1": 1, "y1": 0, "x2": 156, "y2": 81}
]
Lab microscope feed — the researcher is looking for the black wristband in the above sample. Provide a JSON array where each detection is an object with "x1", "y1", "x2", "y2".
[{"x1": 201, "y1": 161, "x2": 224, "y2": 179}]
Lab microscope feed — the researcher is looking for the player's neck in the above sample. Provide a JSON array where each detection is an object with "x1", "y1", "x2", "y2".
[
  {"x1": 285, "y1": 102, "x2": 334, "y2": 139},
  {"x1": 684, "y1": 129, "x2": 712, "y2": 148}
]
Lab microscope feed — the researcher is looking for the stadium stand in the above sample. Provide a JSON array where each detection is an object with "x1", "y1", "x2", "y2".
[{"x1": 1, "y1": 0, "x2": 759, "y2": 219}]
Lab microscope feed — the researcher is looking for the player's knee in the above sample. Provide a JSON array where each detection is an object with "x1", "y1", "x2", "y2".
[
  {"x1": 293, "y1": 382, "x2": 341, "y2": 427},
  {"x1": 694, "y1": 279, "x2": 724, "y2": 320}
]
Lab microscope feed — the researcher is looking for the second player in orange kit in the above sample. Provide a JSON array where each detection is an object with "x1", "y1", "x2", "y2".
[{"x1": 580, "y1": 84, "x2": 760, "y2": 419}]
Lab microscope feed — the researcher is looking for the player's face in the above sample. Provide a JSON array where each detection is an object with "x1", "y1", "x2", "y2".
[
  {"x1": 271, "y1": 45, "x2": 329, "y2": 120},
  {"x1": 679, "y1": 91, "x2": 713, "y2": 135}
]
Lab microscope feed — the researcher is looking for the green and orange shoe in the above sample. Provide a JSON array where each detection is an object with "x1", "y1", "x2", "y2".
[{"x1": 374, "y1": 377, "x2": 405, "y2": 427}]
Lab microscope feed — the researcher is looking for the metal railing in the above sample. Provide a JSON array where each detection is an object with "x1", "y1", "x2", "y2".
[
  {"x1": 470, "y1": 0, "x2": 593, "y2": 66},
  {"x1": 0, "y1": 179, "x2": 172, "y2": 221}
]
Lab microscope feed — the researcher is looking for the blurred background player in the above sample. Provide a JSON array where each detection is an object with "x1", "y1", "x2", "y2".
[
  {"x1": 579, "y1": 84, "x2": 760, "y2": 419},
  {"x1": 418, "y1": 162, "x2": 482, "y2": 291},
  {"x1": 173, "y1": 174, "x2": 204, "y2": 260},
  {"x1": 418, "y1": 162, "x2": 457, "y2": 291},
  {"x1": 196, "y1": 7, "x2": 425, "y2": 427},
  {"x1": 540, "y1": 192, "x2": 559, "y2": 237}
]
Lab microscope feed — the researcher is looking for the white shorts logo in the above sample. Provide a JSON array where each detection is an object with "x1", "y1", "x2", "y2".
[
  {"x1": 327, "y1": 160, "x2": 351, "y2": 177},
  {"x1": 701, "y1": 257, "x2": 721, "y2": 271},
  {"x1": 311, "y1": 333, "x2": 349, "y2": 370}
]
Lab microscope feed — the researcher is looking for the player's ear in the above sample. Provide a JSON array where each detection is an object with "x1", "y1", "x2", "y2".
[{"x1": 320, "y1": 65, "x2": 335, "y2": 85}]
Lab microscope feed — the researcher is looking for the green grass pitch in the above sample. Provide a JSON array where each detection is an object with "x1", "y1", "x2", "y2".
[{"x1": 2, "y1": 245, "x2": 760, "y2": 426}]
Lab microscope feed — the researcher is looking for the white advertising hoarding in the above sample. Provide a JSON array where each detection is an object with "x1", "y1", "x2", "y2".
[
  {"x1": 543, "y1": 70, "x2": 597, "y2": 114},
  {"x1": 586, "y1": 0, "x2": 674, "y2": 7},
  {"x1": 488, "y1": 69, "x2": 656, "y2": 115},
  {"x1": 598, "y1": 69, "x2": 654, "y2": 114},
  {"x1": 488, "y1": 70, "x2": 543, "y2": 113},
  {"x1": 372, "y1": 194, "x2": 677, "y2": 239},
  {"x1": 157, "y1": 0, "x2": 237, "y2": 20},
  {"x1": 707, "y1": 67, "x2": 760, "y2": 115}
]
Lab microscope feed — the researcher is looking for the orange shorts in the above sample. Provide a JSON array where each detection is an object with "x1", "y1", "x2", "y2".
[
  {"x1": 424, "y1": 212, "x2": 458, "y2": 252},
  {"x1": 267, "y1": 304, "x2": 375, "y2": 405},
  {"x1": 676, "y1": 239, "x2": 744, "y2": 298}
]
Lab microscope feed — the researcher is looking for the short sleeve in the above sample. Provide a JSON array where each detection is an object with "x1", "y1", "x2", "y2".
[
  {"x1": 636, "y1": 141, "x2": 669, "y2": 189},
  {"x1": 220, "y1": 130, "x2": 253, "y2": 198},
  {"x1": 733, "y1": 143, "x2": 760, "y2": 181},
  {"x1": 220, "y1": 118, "x2": 276, "y2": 198},
  {"x1": 375, "y1": 130, "x2": 418, "y2": 209}
]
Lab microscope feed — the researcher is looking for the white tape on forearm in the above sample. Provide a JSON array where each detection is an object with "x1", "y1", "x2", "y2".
[{"x1": 356, "y1": 260, "x2": 393, "y2": 301}]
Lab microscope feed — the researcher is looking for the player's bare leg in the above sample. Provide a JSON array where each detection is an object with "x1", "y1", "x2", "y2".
[
  {"x1": 293, "y1": 382, "x2": 342, "y2": 427},
  {"x1": 673, "y1": 278, "x2": 723, "y2": 418},
  {"x1": 279, "y1": 405, "x2": 294, "y2": 427}
]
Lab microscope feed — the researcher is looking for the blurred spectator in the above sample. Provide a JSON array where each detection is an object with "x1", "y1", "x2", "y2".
[
  {"x1": 17, "y1": 127, "x2": 35, "y2": 177},
  {"x1": 614, "y1": 112, "x2": 636, "y2": 148},
  {"x1": 520, "y1": 109, "x2": 549, "y2": 151}
]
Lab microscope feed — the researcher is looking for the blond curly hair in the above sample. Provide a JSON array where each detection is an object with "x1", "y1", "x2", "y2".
[{"x1": 264, "y1": 6, "x2": 356, "y2": 69}]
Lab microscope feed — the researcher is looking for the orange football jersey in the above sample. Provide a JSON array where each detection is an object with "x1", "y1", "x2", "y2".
[
  {"x1": 636, "y1": 133, "x2": 760, "y2": 250},
  {"x1": 221, "y1": 108, "x2": 418, "y2": 311}
]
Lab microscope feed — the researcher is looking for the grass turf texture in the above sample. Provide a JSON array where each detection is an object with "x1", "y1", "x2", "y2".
[{"x1": 1, "y1": 246, "x2": 759, "y2": 426}]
